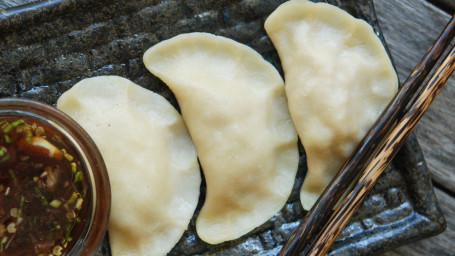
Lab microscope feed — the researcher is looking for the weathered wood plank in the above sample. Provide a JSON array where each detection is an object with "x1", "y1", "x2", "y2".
[
  {"x1": 375, "y1": 0, "x2": 455, "y2": 255},
  {"x1": 374, "y1": 0, "x2": 455, "y2": 194}
]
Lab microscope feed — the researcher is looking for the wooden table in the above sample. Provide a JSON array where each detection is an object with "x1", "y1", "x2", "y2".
[
  {"x1": 1, "y1": 0, "x2": 453, "y2": 255},
  {"x1": 375, "y1": 1, "x2": 455, "y2": 255}
]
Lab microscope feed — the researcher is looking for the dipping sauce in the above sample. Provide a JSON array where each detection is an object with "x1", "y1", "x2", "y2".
[{"x1": 0, "y1": 117, "x2": 89, "y2": 256}]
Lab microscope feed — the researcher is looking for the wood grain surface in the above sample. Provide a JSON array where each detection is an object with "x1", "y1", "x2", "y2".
[
  {"x1": 1, "y1": 0, "x2": 454, "y2": 255},
  {"x1": 375, "y1": 0, "x2": 455, "y2": 255}
]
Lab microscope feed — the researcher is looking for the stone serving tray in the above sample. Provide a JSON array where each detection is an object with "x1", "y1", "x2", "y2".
[{"x1": 0, "y1": 0, "x2": 446, "y2": 255}]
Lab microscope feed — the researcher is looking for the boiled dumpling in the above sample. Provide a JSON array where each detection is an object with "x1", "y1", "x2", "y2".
[
  {"x1": 265, "y1": 0, "x2": 398, "y2": 209},
  {"x1": 143, "y1": 33, "x2": 299, "y2": 244},
  {"x1": 57, "y1": 76, "x2": 201, "y2": 256}
]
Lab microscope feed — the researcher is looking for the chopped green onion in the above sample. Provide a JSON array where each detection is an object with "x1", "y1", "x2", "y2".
[
  {"x1": 8, "y1": 169, "x2": 17, "y2": 185},
  {"x1": 81, "y1": 189, "x2": 87, "y2": 198},
  {"x1": 0, "y1": 236, "x2": 6, "y2": 253},
  {"x1": 3, "y1": 119, "x2": 24, "y2": 133},
  {"x1": 4, "y1": 134, "x2": 11, "y2": 144},
  {"x1": 19, "y1": 196, "x2": 25, "y2": 207},
  {"x1": 75, "y1": 198, "x2": 83, "y2": 210},
  {"x1": 73, "y1": 171, "x2": 82, "y2": 183},
  {"x1": 64, "y1": 153, "x2": 74, "y2": 161},
  {"x1": 61, "y1": 149, "x2": 74, "y2": 161},
  {"x1": 25, "y1": 134, "x2": 32, "y2": 145},
  {"x1": 0, "y1": 153, "x2": 10, "y2": 163},
  {"x1": 18, "y1": 196, "x2": 25, "y2": 217},
  {"x1": 65, "y1": 219, "x2": 74, "y2": 242},
  {"x1": 50, "y1": 199, "x2": 62, "y2": 208},
  {"x1": 71, "y1": 162, "x2": 77, "y2": 173},
  {"x1": 0, "y1": 147, "x2": 6, "y2": 157},
  {"x1": 67, "y1": 192, "x2": 78, "y2": 205},
  {"x1": 34, "y1": 187, "x2": 48, "y2": 205},
  {"x1": 23, "y1": 125, "x2": 32, "y2": 144}
]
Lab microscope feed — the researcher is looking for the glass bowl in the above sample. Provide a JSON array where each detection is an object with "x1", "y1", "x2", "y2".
[{"x1": 0, "y1": 98, "x2": 110, "y2": 256}]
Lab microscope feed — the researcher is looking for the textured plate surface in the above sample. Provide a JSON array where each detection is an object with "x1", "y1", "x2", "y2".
[{"x1": 0, "y1": 0, "x2": 446, "y2": 255}]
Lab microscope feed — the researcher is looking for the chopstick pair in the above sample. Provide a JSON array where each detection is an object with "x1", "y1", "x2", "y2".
[{"x1": 279, "y1": 14, "x2": 455, "y2": 256}]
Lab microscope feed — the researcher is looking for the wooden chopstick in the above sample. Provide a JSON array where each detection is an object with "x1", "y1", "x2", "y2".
[
  {"x1": 305, "y1": 42, "x2": 455, "y2": 256},
  {"x1": 278, "y1": 14, "x2": 455, "y2": 256}
]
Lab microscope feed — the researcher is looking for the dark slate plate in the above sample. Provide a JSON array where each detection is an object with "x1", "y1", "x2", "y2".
[{"x1": 0, "y1": 0, "x2": 446, "y2": 255}]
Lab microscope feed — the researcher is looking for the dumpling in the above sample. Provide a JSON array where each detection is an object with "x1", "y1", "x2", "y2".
[
  {"x1": 56, "y1": 76, "x2": 201, "y2": 256},
  {"x1": 265, "y1": 0, "x2": 398, "y2": 209},
  {"x1": 143, "y1": 33, "x2": 299, "y2": 244}
]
